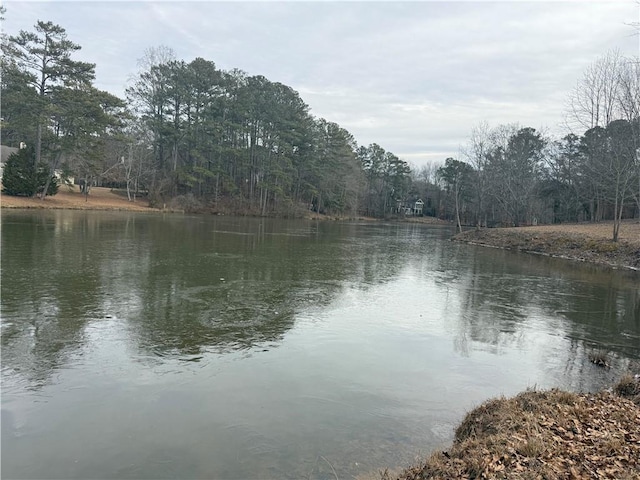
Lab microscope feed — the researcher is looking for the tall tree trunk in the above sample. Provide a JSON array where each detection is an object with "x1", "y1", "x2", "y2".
[
  {"x1": 261, "y1": 187, "x2": 268, "y2": 216},
  {"x1": 172, "y1": 143, "x2": 178, "y2": 196},
  {"x1": 613, "y1": 185, "x2": 623, "y2": 242},
  {"x1": 84, "y1": 176, "x2": 91, "y2": 202},
  {"x1": 125, "y1": 143, "x2": 133, "y2": 201},
  {"x1": 39, "y1": 152, "x2": 61, "y2": 200},
  {"x1": 35, "y1": 124, "x2": 42, "y2": 168},
  {"x1": 455, "y1": 185, "x2": 462, "y2": 233}
]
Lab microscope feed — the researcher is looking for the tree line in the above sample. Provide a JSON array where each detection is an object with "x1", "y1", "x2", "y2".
[
  {"x1": 1, "y1": 20, "x2": 638, "y2": 237},
  {"x1": 1, "y1": 20, "x2": 412, "y2": 217},
  {"x1": 438, "y1": 50, "x2": 639, "y2": 241}
]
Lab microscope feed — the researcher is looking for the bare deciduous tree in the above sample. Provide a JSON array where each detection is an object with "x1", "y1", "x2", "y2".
[
  {"x1": 566, "y1": 52, "x2": 639, "y2": 240},
  {"x1": 566, "y1": 50, "x2": 625, "y2": 131},
  {"x1": 617, "y1": 58, "x2": 640, "y2": 214},
  {"x1": 462, "y1": 121, "x2": 492, "y2": 227}
]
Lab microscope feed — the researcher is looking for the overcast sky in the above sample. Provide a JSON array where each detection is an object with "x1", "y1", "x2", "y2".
[{"x1": 4, "y1": 1, "x2": 639, "y2": 168}]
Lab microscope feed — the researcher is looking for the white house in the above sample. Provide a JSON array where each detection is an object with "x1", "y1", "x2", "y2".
[
  {"x1": 414, "y1": 199, "x2": 424, "y2": 216},
  {"x1": 0, "y1": 145, "x2": 19, "y2": 180},
  {"x1": 0, "y1": 144, "x2": 75, "y2": 186}
]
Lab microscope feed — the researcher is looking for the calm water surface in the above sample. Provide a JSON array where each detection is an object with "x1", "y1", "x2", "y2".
[{"x1": 2, "y1": 211, "x2": 639, "y2": 479}]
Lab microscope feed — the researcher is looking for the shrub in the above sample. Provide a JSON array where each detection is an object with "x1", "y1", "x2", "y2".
[
  {"x1": 613, "y1": 374, "x2": 640, "y2": 404},
  {"x1": 588, "y1": 350, "x2": 610, "y2": 367},
  {"x1": 168, "y1": 193, "x2": 203, "y2": 213},
  {"x1": 2, "y1": 147, "x2": 58, "y2": 197}
]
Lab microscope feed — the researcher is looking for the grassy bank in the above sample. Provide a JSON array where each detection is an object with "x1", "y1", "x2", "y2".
[
  {"x1": 453, "y1": 223, "x2": 640, "y2": 271},
  {"x1": 393, "y1": 375, "x2": 640, "y2": 480},
  {"x1": 0, "y1": 189, "x2": 371, "y2": 219},
  {"x1": 0, "y1": 189, "x2": 452, "y2": 223},
  {"x1": 0, "y1": 186, "x2": 154, "y2": 212}
]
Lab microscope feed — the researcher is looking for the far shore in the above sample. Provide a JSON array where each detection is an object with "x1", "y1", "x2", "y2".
[
  {"x1": 0, "y1": 187, "x2": 430, "y2": 222},
  {"x1": 4, "y1": 188, "x2": 639, "y2": 479},
  {"x1": 3, "y1": 188, "x2": 638, "y2": 271}
]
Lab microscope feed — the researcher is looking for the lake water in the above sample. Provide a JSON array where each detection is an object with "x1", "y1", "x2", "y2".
[{"x1": 1, "y1": 210, "x2": 639, "y2": 479}]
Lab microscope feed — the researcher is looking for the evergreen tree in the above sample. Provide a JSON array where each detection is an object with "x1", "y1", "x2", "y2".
[
  {"x1": 3, "y1": 21, "x2": 95, "y2": 164},
  {"x1": 2, "y1": 147, "x2": 58, "y2": 196}
]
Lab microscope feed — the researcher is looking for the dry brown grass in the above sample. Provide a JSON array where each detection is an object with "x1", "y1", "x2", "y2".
[
  {"x1": 588, "y1": 350, "x2": 611, "y2": 368},
  {"x1": 454, "y1": 221, "x2": 640, "y2": 270},
  {"x1": 516, "y1": 221, "x2": 640, "y2": 248},
  {"x1": 614, "y1": 374, "x2": 640, "y2": 405},
  {"x1": 397, "y1": 389, "x2": 640, "y2": 480},
  {"x1": 1, "y1": 186, "x2": 154, "y2": 212}
]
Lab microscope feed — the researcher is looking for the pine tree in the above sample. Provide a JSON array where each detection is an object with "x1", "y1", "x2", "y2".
[{"x1": 2, "y1": 147, "x2": 58, "y2": 196}]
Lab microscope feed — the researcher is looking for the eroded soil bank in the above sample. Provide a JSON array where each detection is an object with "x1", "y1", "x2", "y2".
[{"x1": 453, "y1": 223, "x2": 640, "y2": 271}]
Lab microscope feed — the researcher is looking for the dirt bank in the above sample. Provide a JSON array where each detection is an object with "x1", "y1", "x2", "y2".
[
  {"x1": 1, "y1": 186, "x2": 155, "y2": 212},
  {"x1": 453, "y1": 222, "x2": 640, "y2": 271}
]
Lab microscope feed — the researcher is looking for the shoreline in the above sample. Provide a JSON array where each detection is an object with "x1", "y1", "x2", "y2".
[
  {"x1": 0, "y1": 188, "x2": 451, "y2": 224},
  {"x1": 394, "y1": 376, "x2": 640, "y2": 480},
  {"x1": 452, "y1": 223, "x2": 640, "y2": 271},
  {"x1": 0, "y1": 186, "x2": 156, "y2": 212},
  {"x1": 389, "y1": 225, "x2": 640, "y2": 479},
  {"x1": 3, "y1": 189, "x2": 637, "y2": 272},
  {"x1": 4, "y1": 190, "x2": 640, "y2": 478}
]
